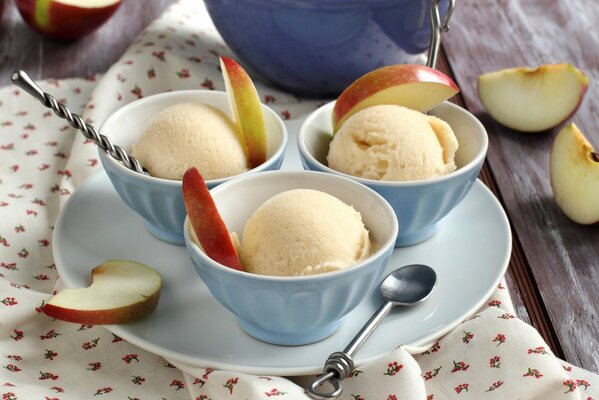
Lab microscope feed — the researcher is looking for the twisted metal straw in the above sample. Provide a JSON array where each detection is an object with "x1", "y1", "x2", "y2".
[{"x1": 11, "y1": 70, "x2": 147, "y2": 175}]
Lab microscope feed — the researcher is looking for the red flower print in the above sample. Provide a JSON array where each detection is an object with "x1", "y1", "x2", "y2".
[
  {"x1": 177, "y1": 69, "x2": 191, "y2": 79},
  {"x1": 489, "y1": 355, "x2": 501, "y2": 368},
  {"x1": 498, "y1": 312, "x2": 515, "y2": 319},
  {"x1": 26, "y1": 210, "x2": 38, "y2": 217},
  {"x1": 87, "y1": 362, "x2": 101, "y2": 371},
  {"x1": 350, "y1": 395, "x2": 364, "y2": 400},
  {"x1": 202, "y1": 369, "x2": 214, "y2": 381},
  {"x1": 3, "y1": 364, "x2": 22, "y2": 372},
  {"x1": 44, "y1": 350, "x2": 58, "y2": 360},
  {"x1": 2, "y1": 298, "x2": 18, "y2": 306},
  {"x1": 488, "y1": 299, "x2": 501, "y2": 307},
  {"x1": 122, "y1": 354, "x2": 139, "y2": 364},
  {"x1": 9, "y1": 165, "x2": 19, "y2": 172},
  {"x1": 189, "y1": 56, "x2": 203, "y2": 63},
  {"x1": 421, "y1": 341, "x2": 441, "y2": 355},
  {"x1": 131, "y1": 376, "x2": 145, "y2": 385},
  {"x1": 93, "y1": 387, "x2": 112, "y2": 395},
  {"x1": 6, "y1": 355, "x2": 22, "y2": 361},
  {"x1": 53, "y1": 151, "x2": 68, "y2": 159},
  {"x1": 348, "y1": 368, "x2": 363, "y2": 378},
  {"x1": 386, "y1": 395, "x2": 398, "y2": 400},
  {"x1": 152, "y1": 51, "x2": 166, "y2": 61},
  {"x1": 38, "y1": 371, "x2": 59, "y2": 380},
  {"x1": 564, "y1": 379, "x2": 577, "y2": 393},
  {"x1": 528, "y1": 346, "x2": 549, "y2": 355},
  {"x1": 384, "y1": 361, "x2": 403, "y2": 376},
  {"x1": 192, "y1": 377, "x2": 206, "y2": 388},
  {"x1": 265, "y1": 388, "x2": 287, "y2": 397},
  {"x1": 201, "y1": 78, "x2": 215, "y2": 90},
  {"x1": 111, "y1": 334, "x2": 123, "y2": 343},
  {"x1": 1, "y1": 262, "x2": 17, "y2": 270},
  {"x1": 422, "y1": 366, "x2": 442, "y2": 381},
  {"x1": 10, "y1": 330, "x2": 24, "y2": 341},
  {"x1": 223, "y1": 377, "x2": 239, "y2": 394},
  {"x1": 131, "y1": 86, "x2": 143, "y2": 99},
  {"x1": 576, "y1": 379, "x2": 590, "y2": 390},
  {"x1": 280, "y1": 110, "x2": 291, "y2": 120},
  {"x1": 25, "y1": 149, "x2": 37, "y2": 156},
  {"x1": 147, "y1": 68, "x2": 156, "y2": 79},
  {"x1": 485, "y1": 381, "x2": 504, "y2": 392},
  {"x1": 522, "y1": 368, "x2": 543, "y2": 379},
  {"x1": 1, "y1": 143, "x2": 15, "y2": 150},
  {"x1": 33, "y1": 198, "x2": 47, "y2": 206},
  {"x1": 40, "y1": 330, "x2": 61, "y2": 340},
  {"x1": 264, "y1": 95, "x2": 276, "y2": 104},
  {"x1": 427, "y1": 395, "x2": 434, "y2": 400},
  {"x1": 50, "y1": 387, "x2": 63, "y2": 393},
  {"x1": 451, "y1": 361, "x2": 470, "y2": 373},
  {"x1": 82, "y1": 338, "x2": 100, "y2": 349},
  {"x1": 454, "y1": 383, "x2": 469, "y2": 394},
  {"x1": 492, "y1": 333, "x2": 506, "y2": 346},
  {"x1": 170, "y1": 380, "x2": 185, "y2": 390},
  {"x1": 462, "y1": 331, "x2": 474, "y2": 343},
  {"x1": 2, "y1": 392, "x2": 17, "y2": 400},
  {"x1": 57, "y1": 169, "x2": 72, "y2": 179},
  {"x1": 195, "y1": 395, "x2": 211, "y2": 400}
]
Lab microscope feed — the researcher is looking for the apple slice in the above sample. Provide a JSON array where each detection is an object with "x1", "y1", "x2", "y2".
[
  {"x1": 42, "y1": 260, "x2": 162, "y2": 325},
  {"x1": 550, "y1": 123, "x2": 599, "y2": 224},
  {"x1": 478, "y1": 64, "x2": 589, "y2": 132},
  {"x1": 16, "y1": 0, "x2": 122, "y2": 41},
  {"x1": 220, "y1": 56, "x2": 267, "y2": 169},
  {"x1": 182, "y1": 167, "x2": 244, "y2": 271},
  {"x1": 332, "y1": 64, "x2": 459, "y2": 132}
]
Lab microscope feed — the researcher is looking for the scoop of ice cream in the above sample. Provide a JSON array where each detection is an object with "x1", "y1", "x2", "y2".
[
  {"x1": 239, "y1": 189, "x2": 371, "y2": 276},
  {"x1": 327, "y1": 105, "x2": 458, "y2": 181},
  {"x1": 132, "y1": 103, "x2": 248, "y2": 180}
]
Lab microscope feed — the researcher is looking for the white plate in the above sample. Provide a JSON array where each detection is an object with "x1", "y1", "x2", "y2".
[{"x1": 52, "y1": 121, "x2": 511, "y2": 376}]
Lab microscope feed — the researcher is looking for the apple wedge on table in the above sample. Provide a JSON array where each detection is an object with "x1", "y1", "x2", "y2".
[
  {"x1": 332, "y1": 64, "x2": 460, "y2": 132},
  {"x1": 550, "y1": 123, "x2": 599, "y2": 225},
  {"x1": 42, "y1": 260, "x2": 162, "y2": 325},
  {"x1": 16, "y1": 0, "x2": 122, "y2": 40},
  {"x1": 478, "y1": 64, "x2": 589, "y2": 132}
]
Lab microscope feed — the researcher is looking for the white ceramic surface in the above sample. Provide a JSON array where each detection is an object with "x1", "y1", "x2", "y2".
[{"x1": 52, "y1": 120, "x2": 511, "y2": 376}]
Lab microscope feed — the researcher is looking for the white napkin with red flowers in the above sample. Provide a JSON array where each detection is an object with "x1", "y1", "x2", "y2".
[{"x1": 1, "y1": 1, "x2": 597, "y2": 399}]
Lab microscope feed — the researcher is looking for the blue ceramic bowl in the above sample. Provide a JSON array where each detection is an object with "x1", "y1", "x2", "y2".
[
  {"x1": 204, "y1": 0, "x2": 449, "y2": 97},
  {"x1": 298, "y1": 101, "x2": 488, "y2": 247},
  {"x1": 184, "y1": 170, "x2": 398, "y2": 345},
  {"x1": 99, "y1": 90, "x2": 287, "y2": 245}
]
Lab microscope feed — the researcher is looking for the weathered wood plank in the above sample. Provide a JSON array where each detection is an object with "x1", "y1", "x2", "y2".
[{"x1": 443, "y1": 0, "x2": 599, "y2": 372}]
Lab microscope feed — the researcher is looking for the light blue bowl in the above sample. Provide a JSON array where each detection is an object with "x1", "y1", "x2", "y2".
[
  {"x1": 298, "y1": 101, "x2": 488, "y2": 247},
  {"x1": 184, "y1": 170, "x2": 398, "y2": 345},
  {"x1": 99, "y1": 90, "x2": 287, "y2": 245}
]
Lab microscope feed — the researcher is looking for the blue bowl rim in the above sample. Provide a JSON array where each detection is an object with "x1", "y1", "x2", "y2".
[
  {"x1": 297, "y1": 100, "x2": 489, "y2": 188},
  {"x1": 99, "y1": 90, "x2": 288, "y2": 187},
  {"x1": 183, "y1": 170, "x2": 399, "y2": 282}
]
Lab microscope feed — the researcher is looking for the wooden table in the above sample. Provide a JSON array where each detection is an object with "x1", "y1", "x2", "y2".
[{"x1": 1, "y1": 0, "x2": 597, "y2": 373}]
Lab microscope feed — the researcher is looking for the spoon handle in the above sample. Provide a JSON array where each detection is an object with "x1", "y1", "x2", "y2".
[
  {"x1": 10, "y1": 70, "x2": 147, "y2": 175},
  {"x1": 308, "y1": 301, "x2": 394, "y2": 399}
]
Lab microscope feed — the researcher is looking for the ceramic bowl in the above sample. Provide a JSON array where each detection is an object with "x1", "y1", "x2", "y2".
[
  {"x1": 99, "y1": 90, "x2": 287, "y2": 245},
  {"x1": 204, "y1": 0, "x2": 450, "y2": 96},
  {"x1": 298, "y1": 101, "x2": 488, "y2": 247},
  {"x1": 184, "y1": 170, "x2": 398, "y2": 345}
]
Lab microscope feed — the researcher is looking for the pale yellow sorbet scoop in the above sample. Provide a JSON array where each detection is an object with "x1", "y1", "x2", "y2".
[
  {"x1": 327, "y1": 105, "x2": 458, "y2": 181},
  {"x1": 240, "y1": 189, "x2": 371, "y2": 276},
  {"x1": 132, "y1": 103, "x2": 248, "y2": 180}
]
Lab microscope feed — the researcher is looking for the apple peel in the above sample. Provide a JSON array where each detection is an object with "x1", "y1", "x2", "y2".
[
  {"x1": 333, "y1": 64, "x2": 459, "y2": 132},
  {"x1": 42, "y1": 259, "x2": 162, "y2": 325},
  {"x1": 182, "y1": 167, "x2": 244, "y2": 271},
  {"x1": 220, "y1": 56, "x2": 267, "y2": 169}
]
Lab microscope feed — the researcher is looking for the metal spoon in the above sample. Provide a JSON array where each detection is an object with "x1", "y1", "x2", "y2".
[
  {"x1": 11, "y1": 70, "x2": 147, "y2": 175},
  {"x1": 308, "y1": 264, "x2": 437, "y2": 399}
]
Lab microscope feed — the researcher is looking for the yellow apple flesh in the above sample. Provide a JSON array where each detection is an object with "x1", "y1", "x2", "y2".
[
  {"x1": 220, "y1": 56, "x2": 267, "y2": 169},
  {"x1": 42, "y1": 260, "x2": 162, "y2": 325},
  {"x1": 478, "y1": 64, "x2": 589, "y2": 132},
  {"x1": 550, "y1": 123, "x2": 599, "y2": 224},
  {"x1": 332, "y1": 64, "x2": 459, "y2": 132}
]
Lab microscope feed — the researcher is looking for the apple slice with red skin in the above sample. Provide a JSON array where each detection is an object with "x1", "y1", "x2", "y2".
[
  {"x1": 332, "y1": 64, "x2": 459, "y2": 132},
  {"x1": 220, "y1": 56, "x2": 267, "y2": 169},
  {"x1": 42, "y1": 260, "x2": 162, "y2": 325},
  {"x1": 16, "y1": 0, "x2": 122, "y2": 41},
  {"x1": 182, "y1": 167, "x2": 244, "y2": 271},
  {"x1": 478, "y1": 64, "x2": 589, "y2": 132},
  {"x1": 550, "y1": 123, "x2": 599, "y2": 225}
]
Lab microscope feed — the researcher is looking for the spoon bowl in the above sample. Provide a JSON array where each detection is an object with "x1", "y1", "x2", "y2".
[{"x1": 380, "y1": 264, "x2": 437, "y2": 306}]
